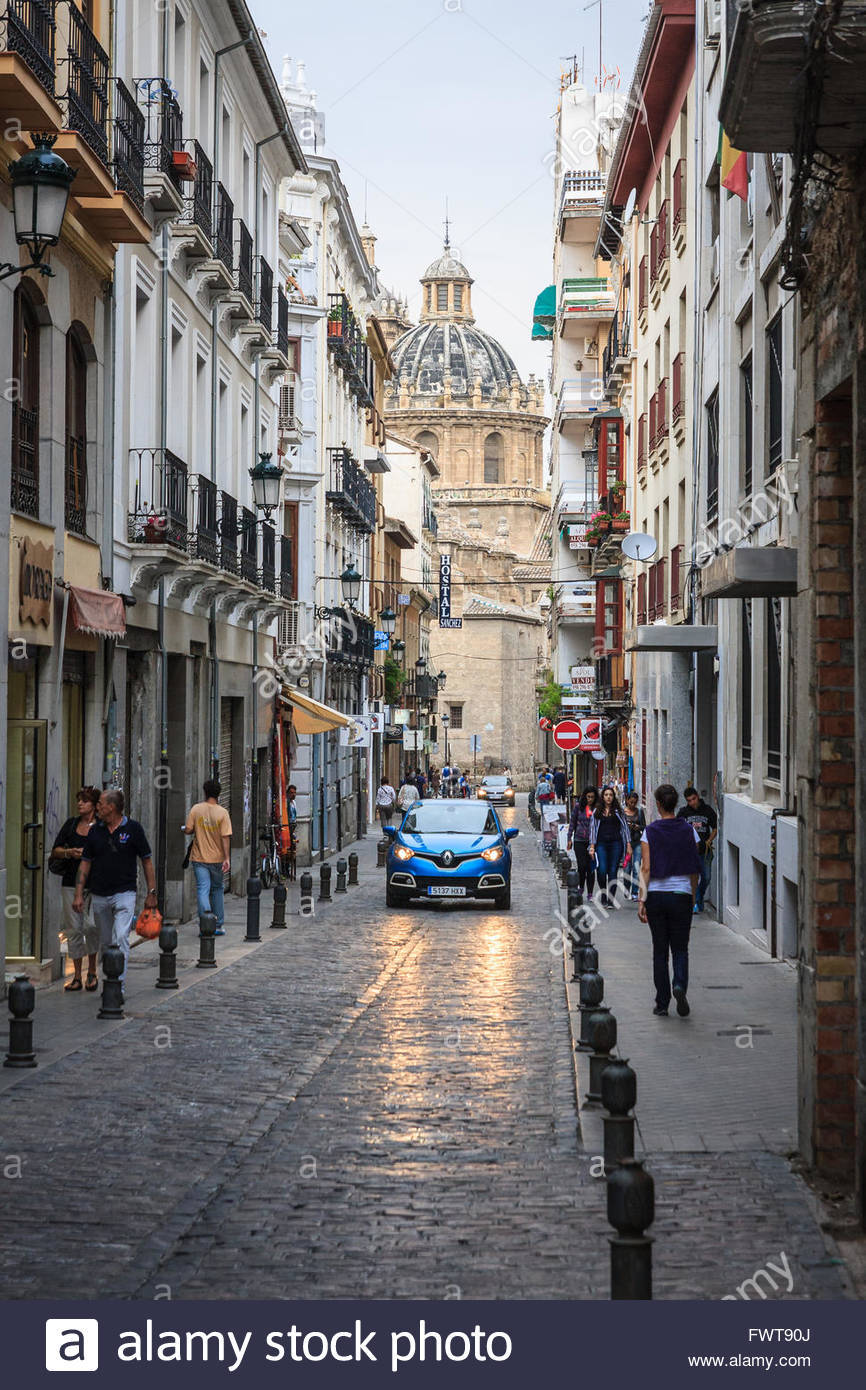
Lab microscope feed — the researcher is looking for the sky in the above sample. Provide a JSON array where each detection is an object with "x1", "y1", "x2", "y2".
[{"x1": 252, "y1": 0, "x2": 651, "y2": 379}]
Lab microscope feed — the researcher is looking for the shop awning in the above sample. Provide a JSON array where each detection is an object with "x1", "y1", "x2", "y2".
[
  {"x1": 533, "y1": 284, "x2": 556, "y2": 325},
  {"x1": 280, "y1": 686, "x2": 355, "y2": 734},
  {"x1": 68, "y1": 586, "x2": 126, "y2": 639}
]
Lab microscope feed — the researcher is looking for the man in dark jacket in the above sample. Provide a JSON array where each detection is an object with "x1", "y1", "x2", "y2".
[
  {"x1": 638, "y1": 783, "x2": 701, "y2": 1018},
  {"x1": 553, "y1": 767, "x2": 567, "y2": 803},
  {"x1": 677, "y1": 786, "x2": 718, "y2": 913}
]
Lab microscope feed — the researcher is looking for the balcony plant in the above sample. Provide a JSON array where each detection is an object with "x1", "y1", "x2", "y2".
[
  {"x1": 537, "y1": 669, "x2": 562, "y2": 725},
  {"x1": 171, "y1": 150, "x2": 197, "y2": 182},
  {"x1": 143, "y1": 513, "x2": 168, "y2": 543},
  {"x1": 613, "y1": 510, "x2": 631, "y2": 531},
  {"x1": 609, "y1": 480, "x2": 627, "y2": 501}
]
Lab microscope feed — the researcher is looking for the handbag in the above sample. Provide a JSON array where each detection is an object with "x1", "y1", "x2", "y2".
[
  {"x1": 182, "y1": 839, "x2": 193, "y2": 870},
  {"x1": 48, "y1": 854, "x2": 68, "y2": 876},
  {"x1": 135, "y1": 905, "x2": 163, "y2": 939}
]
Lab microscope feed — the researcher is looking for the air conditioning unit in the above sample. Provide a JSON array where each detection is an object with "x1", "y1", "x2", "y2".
[
  {"x1": 278, "y1": 604, "x2": 301, "y2": 649},
  {"x1": 278, "y1": 379, "x2": 302, "y2": 445}
]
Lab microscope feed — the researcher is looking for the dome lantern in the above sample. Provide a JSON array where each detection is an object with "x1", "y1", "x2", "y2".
[{"x1": 420, "y1": 240, "x2": 474, "y2": 324}]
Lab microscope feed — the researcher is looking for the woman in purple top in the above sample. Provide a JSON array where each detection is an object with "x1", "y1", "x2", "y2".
[{"x1": 638, "y1": 783, "x2": 702, "y2": 1018}]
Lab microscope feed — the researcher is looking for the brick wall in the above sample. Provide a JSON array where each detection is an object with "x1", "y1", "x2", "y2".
[{"x1": 803, "y1": 395, "x2": 857, "y2": 1180}]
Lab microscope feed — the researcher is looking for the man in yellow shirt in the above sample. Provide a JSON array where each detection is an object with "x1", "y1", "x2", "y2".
[{"x1": 183, "y1": 780, "x2": 232, "y2": 935}]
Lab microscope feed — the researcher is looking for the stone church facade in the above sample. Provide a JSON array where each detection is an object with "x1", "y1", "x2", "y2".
[{"x1": 382, "y1": 246, "x2": 550, "y2": 784}]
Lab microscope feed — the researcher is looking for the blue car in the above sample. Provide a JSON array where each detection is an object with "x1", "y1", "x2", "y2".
[{"x1": 384, "y1": 799, "x2": 518, "y2": 909}]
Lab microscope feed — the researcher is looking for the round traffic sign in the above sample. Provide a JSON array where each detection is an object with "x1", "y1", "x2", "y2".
[{"x1": 552, "y1": 718, "x2": 583, "y2": 751}]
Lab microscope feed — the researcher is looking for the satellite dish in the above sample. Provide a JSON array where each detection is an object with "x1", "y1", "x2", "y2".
[
  {"x1": 621, "y1": 531, "x2": 658, "y2": 563},
  {"x1": 622, "y1": 187, "x2": 637, "y2": 224}
]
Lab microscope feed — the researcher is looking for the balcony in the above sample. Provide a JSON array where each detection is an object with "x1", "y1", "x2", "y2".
[
  {"x1": 128, "y1": 447, "x2": 189, "y2": 551},
  {"x1": 0, "y1": 1, "x2": 59, "y2": 121},
  {"x1": 65, "y1": 2, "x2": 108, "y2": 165},
  {"x1": 326, "y1": 446, "x2": 376, "y2": 533},
  {"x1": 173, "y1": 140, "x2": 213, "y2": 265},
  {"x1": 557, "y1": 592, "x2": 596, "y2": 624},
  {"x1": 559, "y1": 277, "x2": 616, "y2": 332},
  {"x1": 111, "y1": 78, "x2": 144, "y2": 212},
  {"x1": 650, "y1": 377, "x2": 668, "y2": 462},
  {"x1": 649, "y1": 200, "x2": 669, "y2": 303},
  {"x1": 135, "y1": 76, "x2": 185, "y2": 219},
  {"x1": 559, "y1": 170, "x2": 606, "y2": 239},
  {"x1": 637, "y1": 412, "x2": 647, "y2": 479},
  {"x1": 256, "y1": 257, "x2": 273, "y2": 332},
  {"x1": 279, "y1": 536, "x2": 294, "y2": 600},
  {"x1": 672, "y1": 158, "x2": 686, "y2": 252},
  {"x1": 720, "y1": 1, "x2": 866, "y2": 156},
  {"x1": 64, "y1": 433, "x2": 86, "y2": 534},
  {"x1": 239, "y1": 512, "x2": 257, "y2": 585},
  {"x1": 672, "y1": 351, "x2": 686, "y2": 444},
  {"x1": 638, "y1": 256, "x2": 648, "y2": 321},
  {"x1": 555, "y1": 374, "x2": 604, "y2": 425},
  {"x1": 188, "y1": 475, "x2": 218, "y2": 566},
  {"x1": 11, "y1": 401, "x2": 38, "y2": 517},
  {"x1": 647, "y1": 557, "x2": 667, "y2": 622},
  {"x1": 219, "y1": 491, "x2": 239, "y2": 574},
  {"x1": 670, "y1": 544, "x2": 683, "y2": 614},
  {"x1": 602, "y1": 312, "x2": 631, "y2": 392},
  {"x1": 221, "y1": 218, "x2": 255, "y2": 330},
  {"x1": 260, "y1": 522, "x2": 276, "y2": 594},
  {"x1": 327, "y1": 293, "x2": 374, "y2": 406},
  {"x1": 328, "y1": 607, "x2": 375, "y2": 669}
]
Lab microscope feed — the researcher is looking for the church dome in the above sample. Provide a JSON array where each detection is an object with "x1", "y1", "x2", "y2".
[
  {"x1": 422, "y1": 251, "x2": 472, "y2": 282},
  {"x1": 391, "y1": 320, "x2": 520, "y2": 400}
]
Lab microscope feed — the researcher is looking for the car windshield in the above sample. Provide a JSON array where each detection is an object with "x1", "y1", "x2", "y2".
[
  {"x1": 402, "y1": 803, "x2": 500, "y2": 835},
  {"x1": 484, "y1": 777, "x2": 509, "y2": 787}
]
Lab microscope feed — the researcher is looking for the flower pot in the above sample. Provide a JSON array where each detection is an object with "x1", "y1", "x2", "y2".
[
  {"x1": 612, "y1": 519, "x2": 629, "y2": 532},
  {"x1": 143, "y1": 515, "x2": 167, "y2": 544},
  {"x1": 171, "y1": 150, "x2": 197, "y2": 182}
]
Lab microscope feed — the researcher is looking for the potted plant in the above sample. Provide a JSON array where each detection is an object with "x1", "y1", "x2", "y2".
[
  {"x1": 328, "y1": 307, "x2": 344, "y2": 337},
  {"x1": 171, "y1": 149, "x2": 197, "y2": 181},
  {"x1": 613, "y1": 510, "x2": 631, "y2": 531},
  {"x1": 143, "y1": 512, "x2": 167, "y2": 544},
  {"x1": 609, "y1": 480, "x2": 627, "y2": 504},
  {"x1": 589, "y1": 510, "x2": 613, "y2": 533}
]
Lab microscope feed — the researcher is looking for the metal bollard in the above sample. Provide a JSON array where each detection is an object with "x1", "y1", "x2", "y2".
[
  {"x1": 318, "y1": 862, "x2": 332, "y2": 902},
  {"x1": 335, "y1": 858, "x2": 348, "y2": 893},
  {"x1": 376, "y1": 837, "x2": 389, "y2": 868},
  {"x1": 270, "y1": 879, "x2": 288, "y2": 929},
  {"x1": 347, "y1": 851, "x2": 359, "y2": 886},
  {"x1": 602, "y1": 1056, "x2": 637, "y2": 1171},
  {"x1": 566, "y1": 869, "x2": 583, "y2": 930},
  {"x1": 3, "y1": 975, "x2": 37, "y2": 1068},
  {"x1": 576, "y1": 965, "x2": 604, "y2": 1049},
  {"x1": 98, "y1": 945, "x2": 125, "y2": 1020},
  {"x1": 586, "y1": 1006, "x2": 617, "y2": 1104},
  {"x1": 155, "y1": 924, "x2": 179, "y2": 990},
  {"x1": 299, "y1": 870, "x2": 313, "y2": 916},
  {"x1": 197, "y1": 911, "x2": 218, "y2": 967},
  {"x1": 573, "y1": 940, "x2": 598, "y2": 982},
  {"x1": 244, "y1": 874, "x2": 261, "y2": 942},
  {"x1": 608, "y1": 1157, "x2": 654, "y2": 1299}
]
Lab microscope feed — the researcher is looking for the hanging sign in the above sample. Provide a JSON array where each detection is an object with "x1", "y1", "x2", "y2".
[
  {"x1": 439, "y1": 554, "x2": 462, "y2": 628},
  {"x1": 19, "y1": 537, "x2": 53, "y2": 626}
]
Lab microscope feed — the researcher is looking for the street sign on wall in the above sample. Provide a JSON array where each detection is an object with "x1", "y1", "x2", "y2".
[
  {"x1": 552, "y1": 717, "x2": 602, "y2": 752},
  {"x1": 439, "y1": 554, "x2": 462, "y2": 627}
]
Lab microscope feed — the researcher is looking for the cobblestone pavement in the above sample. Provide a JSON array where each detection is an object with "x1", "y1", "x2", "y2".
[{"x1": 0, "y1": 802, "x2": 851, "y2": 1300}]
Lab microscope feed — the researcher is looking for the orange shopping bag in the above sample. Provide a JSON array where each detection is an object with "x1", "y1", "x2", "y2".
[{"x1": 135, "y1": 905, "x2": 163, "y2": 939}]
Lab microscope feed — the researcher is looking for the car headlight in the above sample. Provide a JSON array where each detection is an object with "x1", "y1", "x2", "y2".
[
  {"x1": 477, "y1": 788, "x2": 487, "y2": 797},
  {"x1": 505, "y1": 788, "x2": 514, "y2": 796},
  {"x1": 482, "y1": 846, "x2": 504, "y2": 862},
  {"x1": 394, "y1": 845, "x2": 414, "y2": 861}
]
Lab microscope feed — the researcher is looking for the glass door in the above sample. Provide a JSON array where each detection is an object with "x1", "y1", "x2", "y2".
[{"x1": 6, "y1": 720, "x2": 47, "y2": 960}]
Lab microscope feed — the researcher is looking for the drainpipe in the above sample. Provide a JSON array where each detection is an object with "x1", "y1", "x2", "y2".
[{"x1": 156, "y1": 0, "x2": 171, "y2": 907}]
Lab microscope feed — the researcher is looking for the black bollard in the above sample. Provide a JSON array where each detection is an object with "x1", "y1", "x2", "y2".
[
  {"x1": 573, "y1": 940, "x2": 598, "y2": 982},
  {"x1": 244, "y1": 874, "x2": 261, "y2": 942},
  {"x1": 376, "y1": 837, "x2": 389, "y2": 868},
  {"x1": 577, "y1": 966, "x2": 604, "y2": 1049},
  {"x1": 335, "y1": 858, "x2": 348, "y2": 893},
  {"x1": 347, "y1": 851, "x2": 359, "y2": 886},
  {"x1": 608, "y1": 1157, "x2": 654, "y2": 1299},
  {"x1": 318, "y1": 862, "x2": 332, "y2": 902},
  {"x1": 299, "y1": 870, "x2": 313, "y2": 916},
  {"x1": 98, "y1": 945, "x2": 125, "y2": 1020},
  {"x1": 3, "y1": 975, "x2": 37, "y2": 1068},
  {"x1": 561, "y1": 852, "x2": 572, "y2": 889},
  {"x1": 270, "y1": 879, "x2": 288, "y2": 929},
  {"x1": 197, "y1": 911, "x2": 218, "y2": 967},
  {"x1": 155, "y1": 924, "x2": 179, "y2": 990},
  {"x1": 602, "y1": 1056, "x2": 637, "y2": 1171},
  {"x1": 586, "y1": 1006, "x2": 617, "y2": 1104}
]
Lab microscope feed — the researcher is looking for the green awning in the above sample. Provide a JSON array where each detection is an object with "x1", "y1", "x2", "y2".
[
  {"x1": 532, "y1": 284, "x2": 556, "y2": 325},
  {"x1": 532, "y1": 323, "x2": 553, "y2": 341}
]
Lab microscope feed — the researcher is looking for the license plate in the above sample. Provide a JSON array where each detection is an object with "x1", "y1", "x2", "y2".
[{"x1": 428, "y1": 885, "x2": 466, "y2": 897}]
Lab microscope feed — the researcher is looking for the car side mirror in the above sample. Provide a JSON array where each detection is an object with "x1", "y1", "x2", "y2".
[
  {"x1": 505, "y1": 827, "x2": 519, "y2": 841},
  {"x1": 383, "y1": 825, "x2": 398, "y2": 840}
]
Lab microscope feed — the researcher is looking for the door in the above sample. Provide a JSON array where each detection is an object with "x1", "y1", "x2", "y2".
[{"x1": 6, "y1": 720, "x2": 47, "y2": 959}]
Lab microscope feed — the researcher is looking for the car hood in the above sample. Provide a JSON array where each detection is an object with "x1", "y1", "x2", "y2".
[{"x1": 398, "y1": 831, "x2": 502, "y2": 853}]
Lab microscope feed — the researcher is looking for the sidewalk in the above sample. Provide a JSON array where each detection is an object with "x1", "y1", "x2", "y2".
[{"x1": 1, "y1": 830, "x2": 380, "y2": 1090}]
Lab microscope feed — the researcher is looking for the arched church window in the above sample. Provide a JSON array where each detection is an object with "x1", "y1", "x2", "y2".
[
  {"x1": 484, "y1": 431, "x2": 504, "y2": 484},
  {"x1": 416, "y1": 430, "x2": 439, "y2": 460}
]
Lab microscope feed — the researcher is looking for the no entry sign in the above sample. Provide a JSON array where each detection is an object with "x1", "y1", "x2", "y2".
[{"x1": 553, "y1": 717, "x2": 602, "y2": 752}]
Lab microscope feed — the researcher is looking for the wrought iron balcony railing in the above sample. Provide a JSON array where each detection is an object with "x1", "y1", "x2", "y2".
[
  {"x1": 128, "y1": 447, "x2": 189, "y2": 549},
  {"x1": 240, "y1": 509, "x2": 257, "y2": 584},
  {"x1": 215, "y1": 183, "x2": 233, "y2": 268},
  {"x1": 260, "y1": 522, "x2": 276, "y2": 593},
  {"x1": 180, "y1": 140, "x2": 212, "y2": 240},
  {"x1": 11, "y1": 402, "x2": 39, "y2": 517},
  {"x1": 135, "y1": 77, "x2": 184, "y2": 184},
  {"x1": 219, "y1": 491, "x2": 238, "y2": 574},
  {"x1": 65, "y1": 3, "x2": 109, "y2": 164},
  {"x1": 276, "y1": 286, "x2": 289, "y2": 358},
  {"x1": 256, "y1": 255, "x2": 273, "y2": 332},
  {"x1": 279, "y1": 535, "x2": 294, "y2": 599},
  {"x1": 112, "y1": 78, "x2": 145, "y2": 211},
  {"x1": 325, "y1": 446, "x2": 376, "y2": 533},
  {"x1": 2, "y1": 0, "x2": 57, "y2": 97},
  {"x1": 189, "y1": 475, "x2": 218, "y2": 564},
  {"x1": 65, "y1": 433, "x2": 86, "y2": 534},
  {"x1": 235, "y1": 219, "x2": 253, "y2": 302}
]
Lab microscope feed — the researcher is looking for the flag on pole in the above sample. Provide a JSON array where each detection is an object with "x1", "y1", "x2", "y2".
[{"x1": 718, "y1": 127, "x2": 749, "y2": 202}]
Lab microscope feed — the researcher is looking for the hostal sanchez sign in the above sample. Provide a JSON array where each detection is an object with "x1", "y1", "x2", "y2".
[{"x1": 439, "y1": 554, "x2": 462, "y2": 629}]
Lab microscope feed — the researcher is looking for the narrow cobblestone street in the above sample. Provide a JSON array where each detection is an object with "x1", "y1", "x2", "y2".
[{"x1": 0, "y1": 803, "x2": 850, "y2": 1301}]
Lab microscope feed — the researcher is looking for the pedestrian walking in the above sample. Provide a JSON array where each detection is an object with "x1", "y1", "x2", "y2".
[
  {"x1": 49, "y1": 786, "x2": 101, "y2": 993},
  {"x1": 442, "y1": 763, "x2": 452, "y2": 798},
  {"x1": 638, "y1": 783, "x2": 702, "y2": 1016},
  {"x1": 448, "y1": 766, "x2": 460, "y2": 798},
  {"x1": 588, "y1": 786, "x2": 631, "y2": 907},
  {"x1": 414, "y1": 768, "x2": 427, "y2": 800},
  {"x1": 623, "y1": 790, "x2": 647, "y2": 901},
  {"x1": 566, "y1": 786, "x2": 598, "y2": 899},
  {"x1": 459, "y1": 772, "x2": 469, "y2": 798},
  {"x1": 553, "y1": 767, "x2": 567, "y2": 803},
  {"x1": 376, "y1": 776, "x2": 397, "y2": 828},
  {"x1": 183, "y1": 780, "x2": 232, "y2": 936},
  {"x1": 73, "y1": 790, "x2": 156, "y2": 994},
  {"x1": 397, "y1": 777, "x2": 418, "y2": 814},
  {"x1": 430, "y1": 767, "x2": 441, "y2": 797},
  {"x1": 677, "y1": 786, "x2": 718, "y2": 913},
  {"x1": 535, "y1": 769, "x2": 554, "y2": 805}
]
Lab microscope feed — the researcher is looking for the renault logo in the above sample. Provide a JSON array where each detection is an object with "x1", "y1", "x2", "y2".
[{"x1": 441, "y1": 850, "x2": 453, "y2": 866}]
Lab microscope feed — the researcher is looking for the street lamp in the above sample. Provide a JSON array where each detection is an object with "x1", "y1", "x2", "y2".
[
  {"x1": 441, "y1": 710, "x2": 450, "y2": 769},
  {"x1": 2, "y1": 135, "x2": 76, "y2": 282},
  {"x1": 392, "y1": 638, "x2": 405, "y2": 662},
  {"x1": 340, "y1": 560, "x2": 362, "y2": 607},
  {"x1": 249, "y1": 452, "x2": 282, "y2": 516},
  {"x1": 379, "y1": 605, "x2": 396, "y2": 636},
  {"x1": 415, "y1": 656, "x2": 427, "y2": 675},
  {"x1": 437, "y1": 669, "x2": 447, "y2": 689}
]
